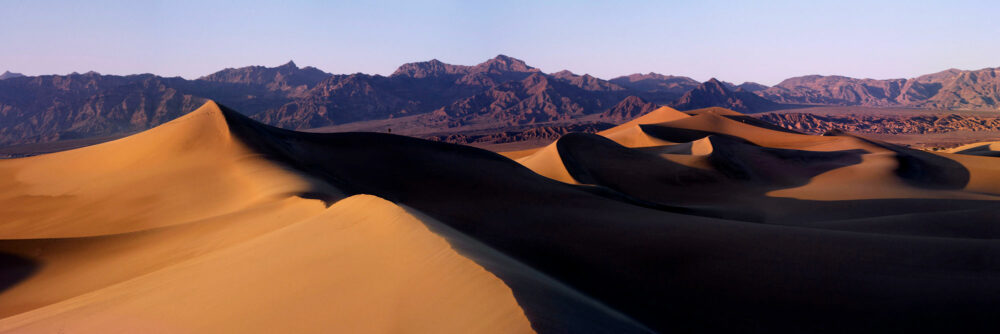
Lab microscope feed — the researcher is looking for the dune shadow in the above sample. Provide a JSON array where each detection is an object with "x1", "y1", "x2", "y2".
[
  {"x1": 722, "y1": 115, "x2": 806, "y2": 134},
  {"x1": 207, "y1": 102, "x2": 1000, "y2": 332},
  {"x1": 295, "y1": 191, "x2": 338, "y2": 207},
  {"x1": 637, "y1": 124, "x2": 715, "y2": 142},
  {"x1": 953, "y1": 144, "x2": 1000, "y2": 157},
  {"x1": 406, "y1": 208, "x2": 654, "y2": 333},
  {"x1": 624, "y1": 124, "x2": 980, "y2": 227},
  {"x1": 829, "y1": 130, "x2": 971, "y2": 189},
  {"x1": 0, "y1": 252, "x2": 38, "y2": 295},
  {"x1": 554, "y1": 132, "x2": 866, "y2": 222}
]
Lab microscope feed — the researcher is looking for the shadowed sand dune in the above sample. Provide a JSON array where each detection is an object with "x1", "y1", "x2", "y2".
[
  {"x1": 596, "y1": 106, "x2": 690, "y2": 147},
  {"x1": 2, "y1": 101, "x2": 1000, "y2": 333},
  {"x1": 949, "y1": 141, "x2": 1000, "y2": 157}
]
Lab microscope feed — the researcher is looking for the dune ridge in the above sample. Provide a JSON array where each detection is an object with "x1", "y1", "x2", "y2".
[
  {"x1": 948, "y1": 140, "x2": 1000, "y2": 157},
  {"x1": 0, "y1": 102, "x2": 332, "y2": 238},
  {"x1": 0, "y1": 102, "x2": 540, "y2": 333}
]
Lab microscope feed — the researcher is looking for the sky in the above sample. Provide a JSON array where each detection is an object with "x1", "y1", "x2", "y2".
[{"x1": 1, "y1": 0, "x2": 998, "y2": 85}]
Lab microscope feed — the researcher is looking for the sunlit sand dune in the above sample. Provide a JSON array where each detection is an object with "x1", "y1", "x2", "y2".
[
  {"x1": 0, "y1": 102, "x2": 539, "y2": 333},
  {"x1": 514, "y1": 141, "x2": 580, "y2": 184},
  {"x1": 2, "y1": 101, "x2": 1000, "y2": 333},
  {"x1": 0, "y1": 195, "x2": 533, "y2": 333},
  {"x1": 0, "y1": 102, "x2": 329, "y2": 238},
  {"x1": 597, "y1": 106, "x2": 689, "y2": 147}
]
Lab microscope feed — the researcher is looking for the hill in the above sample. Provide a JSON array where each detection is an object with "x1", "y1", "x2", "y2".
[
  {"x1": 0, "y1": 71, "x2": 24, "y2": 80},
  {"x1": 3, "y1": 58, "x2": 1000, "y2": 149},
  {"x1": 758, "y1": 67, "x2": 1000, "y2": 110},
  {"x1": 670, "y1": 78, "x2": 779, "y2": 113}
]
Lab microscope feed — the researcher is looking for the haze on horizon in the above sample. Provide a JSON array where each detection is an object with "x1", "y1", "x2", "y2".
[{"x1": 2, "y1": 0, "x2": 998, "y2": 85}]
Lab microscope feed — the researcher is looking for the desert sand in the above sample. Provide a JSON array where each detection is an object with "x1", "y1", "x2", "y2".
[
  {"x1": 948, "y1": 140, "x2": 1000, "y2": 156},
  {"x1": 1, "y1": 101, "x2": 999, "y2": 333},
  {"x1": 0, "y1": 103, "x2": 536, "y2": 333}
]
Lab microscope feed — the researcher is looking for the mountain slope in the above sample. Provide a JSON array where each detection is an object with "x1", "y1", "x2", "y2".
[
  {"x1": 670, "y1": 78, "x2": 778, "y2": 113},
  {"x1": 5, "y1": 59, "x2": 1000, "y2": 150},
  {"x1": 916, "y1": 67, "x2": 1000, "y2": 109},
  {"x1": 423, "y1": 73, "x2": 626, "y2": 128},
  {"x1": 0, "y1": 73, "x2": 208, "y2": 145},
  {"x1": 550, "y1": 70, "x2": 627, "y2": 92},
  {"x1": 599, "y1": 95, "x2": 658, "y2": 122},
  {"x1": 198, "y1": 60, "x2": 330, "y2": 97},
  {"x1": 254, "y1": 55, "x2": 555, "y2": 129},
  {"x1": 734, "y1": 82, "x2": 769, "y2": 92},
  {"x1": 392, "y1": 54, "x2": 541, "y2": 87},
  {"x1": 758, "y1": 75, "x2": 909, "y2": 106},
  {"x1": 0, "y1": 71, "x2": 24, "y2": 80},
  {"x1": 609, "y1": 73, "x2": 700, "y2": 103},
  {"x1": 758, "y1": 67, "x2": 1000, "y2": 110}
]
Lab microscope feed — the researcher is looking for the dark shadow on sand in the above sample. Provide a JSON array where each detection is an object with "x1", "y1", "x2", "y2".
[
  {"x1": 0, "y1": 252, "x2": 38, "y2": 295},
  {"x1": 214, "y1": 103, "x2": 1000, "y2": 333}
]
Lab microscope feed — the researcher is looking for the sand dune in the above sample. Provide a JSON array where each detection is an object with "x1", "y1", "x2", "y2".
[
  {"x1": 0, "y1": 103, "x2": 536, "y2": 333},
  {"x1": 0, "y1": 102, "x2": 330, "y2": 238},
  {"x1": 2, "y1": 101, "x2": 1000, "y2": 333},
  {"x1": 596, "y1": 106, "x2": 689, "y2": 147},
  {"x1": 0, "y1": 195, "x2": 533, "y2": 333},
  {"x1": 948, "y1": 140, "x2": 1000, "y2": 157},
  {"x1": 514, "y1": 141, "x2": 580, "y2": 184}
]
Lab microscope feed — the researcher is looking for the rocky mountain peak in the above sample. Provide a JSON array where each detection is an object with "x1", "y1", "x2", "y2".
[
  {"x1": 0, "y1": 71, "x2": 25, "y2": 80},
  {"x1": 476, "y1": 55, "x2": 538, "y2": 73}
]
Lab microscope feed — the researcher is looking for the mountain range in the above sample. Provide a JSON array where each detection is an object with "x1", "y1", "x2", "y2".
[
  {"x1": 758, "y1": 68, "x2": 1000, "y2": 109},
  {"x1": 1, "y1": 56, "x2": 999, "y2": 146}
]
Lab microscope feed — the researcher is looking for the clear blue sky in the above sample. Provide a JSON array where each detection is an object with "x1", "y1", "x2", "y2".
[{"x1": 2, "y1": 0, "x2": 997, "y2": 85}]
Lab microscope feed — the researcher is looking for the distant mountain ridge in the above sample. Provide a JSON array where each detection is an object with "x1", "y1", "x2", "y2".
[
  {"x1": 608, "y1": 73, "x2": 700, "y2": 104},
  {"x1": 758, "y1": 67, "x2": 1000, "y2": 110},
  {"x1": 421, "y1": 73, "x2": 627, "y2": 128},
  {"x1": 600, "y1": 96, "x2": 658, "y2": 122},
  {"x1": 0, "y1": 71, "x2": 24, "y2": 80},
  {"x1": 257, "y1": 55, "x2": 550, "y2": 129},
  {"x1": 671, "y1": 78, "x2": 779, "y2": 113},
  {"x1": 2, "y1": 56, "x2": 1000, "y2": 147},
  {"x1": 198, "y1": 61, "x2": 330, "y2": 97}
]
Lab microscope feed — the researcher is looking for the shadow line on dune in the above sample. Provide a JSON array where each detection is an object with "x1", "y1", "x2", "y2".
[
  {"x1": 401, "y1": 206, "x2": 654, "y2": 333},
  {"x1": 827, "y1": 130, "x2": 972, "y2": 190},
  {"x1": 554, "y1": 131, "x2": 876, "y2": 223}
]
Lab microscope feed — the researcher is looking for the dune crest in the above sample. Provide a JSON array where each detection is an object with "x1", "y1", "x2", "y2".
[
  {"x1": 0, "y1": 101, "x2": 326, "y2": 238},
  {"x1": 514, "y1": 141, "x2": 580, "y2": 184},
  {"x1": 0, "y1": 195, "x2": 534, "y2": 333},
  {"x1": 0, "y1": 101, "x2": 536, "y2": 332},
  {"x1": 597, "y1": 106, "x2": 689, "y2": 147},
  {"x1": 948, "y1": 140, "x2": 1000, "y2": 157}
]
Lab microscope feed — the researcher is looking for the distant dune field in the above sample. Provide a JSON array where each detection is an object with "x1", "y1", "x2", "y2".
[{"x1": 1, "y1": 101, "x2": 999, "y2": 333}]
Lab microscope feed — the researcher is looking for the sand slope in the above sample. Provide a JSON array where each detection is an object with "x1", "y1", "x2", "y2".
[
  {"x1": 0, "y1": 195, "x2": 533, "y2": 333},
  {"x1": 948, "y1": 140, "x2": 1000, "y2": 157},
  {"x1": 596, "y1": 106, "x2": 689, "y2": 147},
  {"x1": 0, "y1": 102, "x2": 537, "y2": 333},
  {"x1": 0, "y1": 102, "x2": 327, "y2": 238},
  {"x1": 513, "y1": 141, "x2": 580, "y2": 184}
]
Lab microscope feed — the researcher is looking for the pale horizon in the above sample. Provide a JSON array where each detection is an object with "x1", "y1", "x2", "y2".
[{"x1": 3, "y1": 0, "x2": 999, "y2": 85}]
